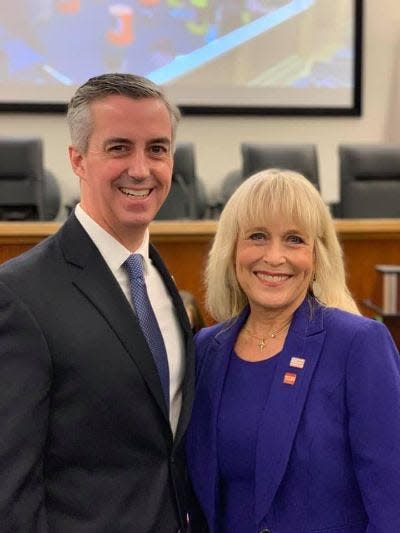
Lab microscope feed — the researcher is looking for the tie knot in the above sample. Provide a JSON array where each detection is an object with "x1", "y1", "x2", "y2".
[{"x1": 124, "y1": 254, "x2": 144, "y2": 280}]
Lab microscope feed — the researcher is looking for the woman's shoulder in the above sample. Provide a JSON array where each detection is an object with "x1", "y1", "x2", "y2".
[
  {"x1": 193, "y1": 317, "x2": 240, "y2": 371},
  {"x1": 321, "y1": 305, "x2": 383, "y2": 332},
  {"x1": 311, "y1": 305, "x2": 399, "y2": 388},
  {"x1": 320, "y1": 305, "x2": 397, "y2": 353},
  {"x1": 194, "y1": 319, "x2": 233, "y2": 348}
]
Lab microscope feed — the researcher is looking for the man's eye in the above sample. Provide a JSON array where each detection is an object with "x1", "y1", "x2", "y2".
[
  {"x1": 150, "y1": 145, "x2": 168, "y2": 155},
  {"x1": 108, "y1": 145, "x2": 127, "y2": 153}
]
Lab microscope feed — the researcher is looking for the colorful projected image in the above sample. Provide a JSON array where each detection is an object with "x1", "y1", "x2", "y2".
[
  {"x1": 0, "y1": 0, "x2": 358, "y2": 110},
  {"x1": 0, "y1": 0, "x2": 291, "y2": 84}
]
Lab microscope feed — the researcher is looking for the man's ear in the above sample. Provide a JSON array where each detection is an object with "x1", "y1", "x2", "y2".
[{"x1": 68, "y1": 145, "x2": 85, "y2": 179}]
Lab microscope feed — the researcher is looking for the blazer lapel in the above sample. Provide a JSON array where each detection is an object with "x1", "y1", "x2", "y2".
[
  {"x1": 196, "y1": 310, "x2": 250, "y2": 529},
  {"x1": 254, "y1": 298, "x2": 326, "y2": 523},
  {"x1": 57, "y1": 215, "x2": 171, "y2": 421}
]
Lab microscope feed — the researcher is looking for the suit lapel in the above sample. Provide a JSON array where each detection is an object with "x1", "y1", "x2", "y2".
[
  {"x1": 149, "y1": 245, "x2": 195, "y2": 445},
  {"x1": 254, "y1": 298, "x2": 326, "y2": 523},
  {"x1": 57, "y1": 215, "x2": 184, "y2": 422}
]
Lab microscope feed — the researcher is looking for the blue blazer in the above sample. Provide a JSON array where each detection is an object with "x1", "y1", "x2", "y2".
[{"x1": 186, "y1": 298, "x2": 400, "y2": 532}]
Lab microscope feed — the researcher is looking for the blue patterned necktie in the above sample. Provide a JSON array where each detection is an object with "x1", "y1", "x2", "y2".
[{"x1": 124, "y1": 254, "x2": 169, "y2": 409}]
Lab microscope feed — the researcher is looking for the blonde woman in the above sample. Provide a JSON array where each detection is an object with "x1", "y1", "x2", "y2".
[{"x1": 187, "y1": 169, "x2": 400, "y2": 533}]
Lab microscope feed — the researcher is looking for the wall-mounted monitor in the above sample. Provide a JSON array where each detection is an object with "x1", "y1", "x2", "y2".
[{"x1": 0, "y1": 0, "x2": 362, "y2": 116}]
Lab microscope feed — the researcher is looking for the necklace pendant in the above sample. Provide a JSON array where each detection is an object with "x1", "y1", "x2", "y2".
[{"x1": 258, "y1": 338, "x2": 266, "y2": 351}]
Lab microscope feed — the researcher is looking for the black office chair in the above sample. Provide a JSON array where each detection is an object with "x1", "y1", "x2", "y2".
[
  {"x1": 0, "y1": 137, "x2": 61, "y2": 220},
  {"x1": 219, "y1": 143, "x2": 320, "y2": 208},
  {"x1": 335, "y1": 144, "x2": 400, "y2": 218},
  {"x1": 155, "y1": 142, "x2": 208, "y2": 220}
]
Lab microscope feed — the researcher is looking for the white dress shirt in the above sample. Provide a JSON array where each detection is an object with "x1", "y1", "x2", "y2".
[{"x1": 75, "y1": 204, "x2": 184, "y2": 435}]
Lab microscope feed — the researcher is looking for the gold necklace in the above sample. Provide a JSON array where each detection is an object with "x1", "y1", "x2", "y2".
[{"x1": 244, "y1": 320, "x2": 291, "y2": 351}]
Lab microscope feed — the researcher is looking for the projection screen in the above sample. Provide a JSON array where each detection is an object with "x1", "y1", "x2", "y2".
[{"x1": 0, "y1": 0, "x2": 362, "y2": 115}]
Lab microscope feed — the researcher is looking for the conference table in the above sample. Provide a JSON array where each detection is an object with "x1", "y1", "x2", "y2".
[{"x1": 0, "y1": 219, "x2": 399, "y2": 347}]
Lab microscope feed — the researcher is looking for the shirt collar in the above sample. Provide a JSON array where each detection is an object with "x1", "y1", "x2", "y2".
[{"x1": 74, "y1": 204, "x2": 151, "y2": 274}]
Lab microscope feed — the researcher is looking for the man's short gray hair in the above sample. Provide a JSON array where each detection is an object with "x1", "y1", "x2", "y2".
[{"x1": 67, "y1": 73, "x2": 181, "y2": 153}]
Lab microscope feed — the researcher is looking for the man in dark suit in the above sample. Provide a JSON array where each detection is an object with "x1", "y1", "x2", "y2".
[{"x1": 0, "y1": 73, "x2": 195, "y2": 532}]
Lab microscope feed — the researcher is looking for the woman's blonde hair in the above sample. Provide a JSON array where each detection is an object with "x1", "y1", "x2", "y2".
[{"x1": 206, "y1": 169, "x2": 359, "y2": 321}]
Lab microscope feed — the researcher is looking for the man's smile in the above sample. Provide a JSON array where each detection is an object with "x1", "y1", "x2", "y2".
[{"x1": 119, "y1": 186, "x2": 151, "y2": 198}]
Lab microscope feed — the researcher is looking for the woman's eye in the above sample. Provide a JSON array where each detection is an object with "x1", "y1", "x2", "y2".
[
  {"x1": 249, "y1": 232, "x2": 266, "y2": 241},
  {"x1": 287, "y1": 235, "x2": 304, "y2": 244}
]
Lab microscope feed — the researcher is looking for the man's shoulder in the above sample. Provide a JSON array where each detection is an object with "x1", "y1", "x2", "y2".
[
  {"x1": 0, "y1": 236, "x2": 52, "y2": 270},
  {"x1": 0, "y1": 226, "x2": 65, "y2": 290},
  {"x1": 0, "y1": 215, "x2": 86, "y2": 280}
]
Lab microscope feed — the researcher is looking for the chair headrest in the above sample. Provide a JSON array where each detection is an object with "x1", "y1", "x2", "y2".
[
  {"x1": 172, "y1": 142, "x2": 196, "y2": 185},
  {"x1": 0, "y1": 137, "x2": 44, "y2": 181},
  {"x1": 339, "y1": 144, "x2": 400, "y2": 181},
  {"x1": 241, "y1": 143, "x2": 319, "y2": 189}
]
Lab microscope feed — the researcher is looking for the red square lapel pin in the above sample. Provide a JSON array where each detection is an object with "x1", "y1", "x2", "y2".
[{"x1": 283, "y1": 372, "x2": 297, "y2": 386}]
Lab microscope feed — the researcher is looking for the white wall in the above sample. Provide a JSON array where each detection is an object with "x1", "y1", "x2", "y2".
[{"x1": 2, "y1": 0, "x2": 400, "y2": 217}]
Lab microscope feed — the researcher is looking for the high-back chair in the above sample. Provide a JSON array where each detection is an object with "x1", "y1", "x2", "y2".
[
  {"x1": 219, "y1": 143, "x2": 320, "y2": 208},
  {"x1": 0, "y1": 137, "x2": 61, "y2": 220},
  {"x1": 155, "y1": 142, "x2": 208, "y2": 220},
  {"x1": 336, "y1": 144, "x2": 400, "y2": 218}
]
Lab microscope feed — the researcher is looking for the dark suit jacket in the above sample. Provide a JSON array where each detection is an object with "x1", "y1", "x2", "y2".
[
  {"x1": 186, "y1": 298, "x2": 400, "y2": 533},
  {"x1": 0, "y1": 214, "x2": 195, "y2": 532}
]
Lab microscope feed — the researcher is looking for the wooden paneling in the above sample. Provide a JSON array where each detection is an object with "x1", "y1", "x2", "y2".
[
  {"x1": 0, "y1": 222, "x2": 59, "y2": 264},
  {"x1": 334, "y1": 220, "x2": 400, "y2": 318},
  {"x1": 1, "y1": 220, "x2": 400, "y2": 337}
]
